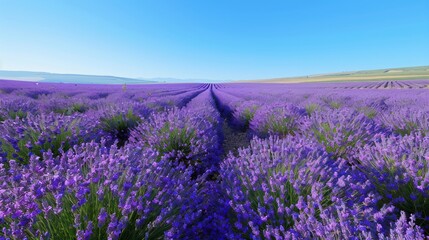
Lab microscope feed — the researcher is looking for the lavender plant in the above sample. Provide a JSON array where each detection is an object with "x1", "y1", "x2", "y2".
[
  {"x1": 381, "y1": 108, "x2": 429, "y2": 136},
  {"x1": 0, "y1": 142, "x2": 202, "y2": 239},
  {"x1": 356, "y1": 133, "x2": 429, "y2": 232},
  {"x1": 0, "y1": 113, "x2": 94, "y2": 165},
  {"x1": 129, "y1": 107, "x2": 219, "y2": 172},
  {"x1": 0, "y1": 98, "x2": 38, "y2": 121},
  {"x1": 221, "y1": 136, "x2": 344, "y2": 238},
  {"x1": 100, "y1": 109, "x2": 142, "y2": 147},
  {"x1": 250, "y1": 104, "x2": 308, "y2": 138},
  {"x1": 232, "y1": 101, "x2": 259, "y2": 128},
  {"x1": 310, "y1": 108, "x2": 383, "y2": 162}
]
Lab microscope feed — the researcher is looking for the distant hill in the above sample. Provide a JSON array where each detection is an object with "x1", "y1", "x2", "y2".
[
  {"x1": 0, "y1": 70, "x2": 155, "y2": 84},
  {"x1": 242, "y1": 66, "x2": 429, "y2": 83}
]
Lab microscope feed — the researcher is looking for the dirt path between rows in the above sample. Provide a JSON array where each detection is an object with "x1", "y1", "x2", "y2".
[
  {"x1": 209, "y1": 85, "x2": 251, "y2": 157},
  {"x1": 220, "y1": 119, "x2": 250, "y2": 157}
]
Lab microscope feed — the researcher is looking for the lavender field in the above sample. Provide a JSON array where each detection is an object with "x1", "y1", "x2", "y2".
[{"x1": 1, "y1": 79, "x2": 429, "y2": 239}]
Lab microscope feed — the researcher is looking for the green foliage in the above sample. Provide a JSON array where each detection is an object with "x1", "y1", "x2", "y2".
[
  {"x1": 156, "y1": 123, "x2": 198, "y2": 166},
  {"x1": 8, "y1": 109, "x2": 27, "y2": 120},
  {"x1": 312, "y1": 122, "x2": 356, "y2": 160},
  {"x1": 305, "y1": 103, "x2": 319, "y2": 116},
  {"x1": 394, "y1": 121, "x2": 420, "y2": 137},
  {"x1": 242, "y1": 106, "x2": 257, "y2": 127},
  {"x1": 257, "y1": 113, "x2": 299, "y2": 138},
  {"x1": 360, "y1": 107, "x2": 377, "y2": 119},
  {"x1": 329, "y1": 101, "x2": 341, "y2": 109},
  {"x1": 0, "y1": 119, "x2": 80, "y2": 164},
  {"x1": 100, "y1": 109, "x2": 142, "y2": 147},
  {"x1": 321, "y1": 97, "x2": 342, "y2": 110},
  {"x1": 54, "y1": 103, "x2": 88, "y2": 115},
  {"x1": 21, "y1": 183, "x2": 172, "y2": 239},
  {"x1": 360, "y1": 154, "x2": 429, "y2": 230},
  {"x1": 230, "y1": 144, "x2": 333, "y2": 237},
  {"x1": 268, "y1": 116, "x2": 298, "y2": 137}
]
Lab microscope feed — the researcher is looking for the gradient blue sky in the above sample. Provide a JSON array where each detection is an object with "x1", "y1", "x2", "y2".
[{"x1": 1, "y1": 0, "x2": 428, "y2": 80}]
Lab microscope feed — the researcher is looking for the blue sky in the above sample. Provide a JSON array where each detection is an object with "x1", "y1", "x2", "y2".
[{"x1": 0, "y1": 0, "x2": 428, "y2": 80}]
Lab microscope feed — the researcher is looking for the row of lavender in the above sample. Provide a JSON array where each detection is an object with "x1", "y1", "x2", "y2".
[
  {"x1": 212, "y1": 82, "x2": 429, "y2": 239},
  {"x1": 0, "y1": 81, "x2": 208, "y2": 163},
  {"x1": 0, "y1": 82, "x2": 227, "y2": 239}
]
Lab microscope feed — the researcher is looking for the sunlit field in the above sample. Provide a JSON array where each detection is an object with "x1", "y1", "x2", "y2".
[{"x1": 1, "y1": 79, "x2": 429, "y2": 239}]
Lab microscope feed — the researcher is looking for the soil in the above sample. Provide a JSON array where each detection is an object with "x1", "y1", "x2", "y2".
[{"x1": 220, "y1": 119, "x2": 250, "y2": 157}]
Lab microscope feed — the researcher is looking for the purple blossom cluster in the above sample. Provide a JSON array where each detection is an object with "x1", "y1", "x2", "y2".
[
  {"x1": 221, "y1": 136, "x2": 339, "y2": 238},
  {"x1": 0, "y1": 142, "x2": 203, "y2": 239},
  {"x1": 0, "y1": 112, "x2": 99, "y2": 164},
  {"x1": 250, "y1": 103, "x2": 308, "y2": 138},
  {"x1": 356, "y1": 133, "x2": 429, "y2": 232},
  {"x1": 129, "y1": 88, "x2": 221, "y2": 174},
  {"x1": 1, "y1": 79, "x2": 429, "y2": 239}
]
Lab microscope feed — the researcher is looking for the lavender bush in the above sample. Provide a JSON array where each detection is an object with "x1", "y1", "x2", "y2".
[
  {"x1": 221, "y1": 136, "x2": 345, "y2": 238},
  {"x1": 0, "y1": 113, "x2": 97, "y2": 165},
  {"x1": 309, "y1": 108, "x2": 384, "y2": 162},
  {"x1": 0, "y1": 141, "x2": 202, "y2": 239},
  {"x1": 250, "y1": 103, "x2": 308, "y2": 138},
  {"x1": 99, "y1": 109, "x2": 142, "y2": 147},
  {"x1": 357, "y1": 133, "x2": 429, "y2": 232}
]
